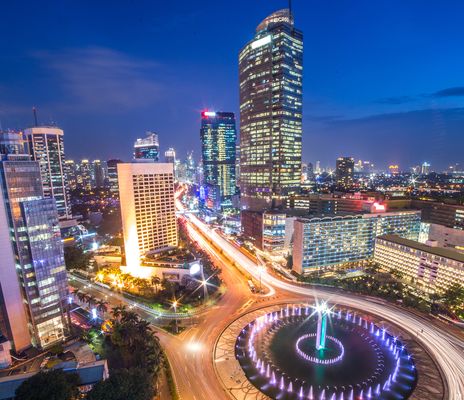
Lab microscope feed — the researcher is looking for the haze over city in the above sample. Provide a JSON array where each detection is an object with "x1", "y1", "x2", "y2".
[{"x1": 1, "y1": 0, "x2": 464, "y2": 169}]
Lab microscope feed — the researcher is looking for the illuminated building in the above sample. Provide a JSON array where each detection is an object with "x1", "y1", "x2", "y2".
[
  {"x1": 374, "y1": 235, "x2": 464, "y2": 294},
  {"x1": 0, "y1": 155, "x2": 68, "y2": 350},
  {"x1": 107, "y1": 159, "x2": 122, "y2": 194},
  {"x1": 78, "y1": 159, "x2": 92, "y2": 190},
  {"x1": 388, "y1": 165, "x2": 399, "y2": 175},
  {"x1": 64, "y1": 160, "x2": 78, "y2": 191},
  {"x1": 134, "y1": 131, "x2": 159, "y2": 162},
  {"x1": 421, "y1": 162, "x2": 431, "y2": 175},
  {"x1": 293, "y1": 211, "x2": 421, "y2": 274},
  {"x1": 117, "y1": 163, "x2": 177, "y2": 275},
  {"x1": 25, "y1": 126, "x2": 71, "y2": 219},
  {"x1": 92, "y1": 159, "x2": 107, "y2": 188},
  {"x1": 0, "y1": 130, "x2": 25, "y2": 155},
  {"x1": 200, "y1": 111, "x2": 237, "y2": 210},
  {"x1": 164, "y1": 148, "x2": 176, "y2": 164},
  {"x1": 239, "y1": 8, "x2": 303, "y2": 210},
  {"x1": 335, "y1": 157, "x2": 354, "y2": 189}
]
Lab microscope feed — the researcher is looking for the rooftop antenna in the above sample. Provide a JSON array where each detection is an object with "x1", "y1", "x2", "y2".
[
  {"x1": 289, "y1": 0, "x2": 292, "y2": 15},
  {"x1": 32, "y1": 107, "x2": 38, "y2": 127}
]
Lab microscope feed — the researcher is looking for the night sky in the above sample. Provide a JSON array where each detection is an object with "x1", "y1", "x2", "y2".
[{"x1": 1, "y1": 0, "x2": 463, "y2": 170}]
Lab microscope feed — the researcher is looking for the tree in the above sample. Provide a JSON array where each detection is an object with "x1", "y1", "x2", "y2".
[
  {"x1": 15, "y1": 370, "x2": 80, "y2": 400},
  {"x1": 151, "y1": 276, "x2": 161, "y2": 293},
  {"x1": 64, "y1": 246, "x2": 90, "y2": 270},
  {"x1": 96, "y1": 299, "x2": 108, "y2": 317},
  {"x1": 111, "y1": 305, "x2": 127, "y2": 320},
  {"x1": 442, "y1": 284, "x2": 464, "y2": 310},
  {"x1": 86, "y1": 368, "x2": 155, "y2": 400}
]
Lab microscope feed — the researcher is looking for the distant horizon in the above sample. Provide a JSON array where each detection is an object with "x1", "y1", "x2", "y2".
[{"x1": 1, "y1": 1, "x2": 464, "y2": 169}]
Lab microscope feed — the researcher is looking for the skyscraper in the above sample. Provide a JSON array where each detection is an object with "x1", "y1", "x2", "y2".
[
  {"x1": 107, "y1": 159, "x2": 123, "y2": 194},
  {"x1": 0, "y1": 155, "x2": 68, "y2": 350},
  {"x1": 79, "y1": 159, "x2": 92, "y2": 191},
  {"x1": 64, "y1": 160, "x2": 78, "y2": 191},
  {"x1": 164, "y1": 148, "x2": 176, "y2": 164},
  {"x1": 92, "y1": 160, "x2": 107, "y2": 188},
  {"x1": 133, "y1": 131, "x2": 159, "y2": 162},
  {"x1": 335, "y1": 157, "x2": 354, "y2": 189},
  {"x1": 117, "y1": 163, "x2": 177, "y2": 275},
  {"x1": 239, "y1": 8, "x2": 303, "y2": 211},
  {"x1": 200, "y1": 111, "x2": 237, "y2": 209},
  {"x1": 0, "y1": 130, "x2": 26, "y2": 155},
  {"x1": 25, "y1": 126, "x2": 71, "y2": 219}
]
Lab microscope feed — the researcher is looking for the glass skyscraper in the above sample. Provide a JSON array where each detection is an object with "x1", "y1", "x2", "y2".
[
  {"x1": 134, "y1": 131, "x2": 160, "y2": 162},
  {"x1": 0, "y1": 155, "x2": 68, "y2": 349},
  {"x1": 239, "y1": 8, "x2": 303, "y2": 211},
  {"x1": 200, "y1": 111, "x2": 237, "y2": 210},
  {"x1": 25, "y1": 126, "x2": 71, "y2": 219}
]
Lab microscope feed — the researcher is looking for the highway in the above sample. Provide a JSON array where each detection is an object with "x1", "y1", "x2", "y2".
[{"x1": 181, "y1": 211, "x2": 464, "y2": 400}]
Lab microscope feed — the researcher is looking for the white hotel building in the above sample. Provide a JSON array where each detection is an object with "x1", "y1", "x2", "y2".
[
  {"x1": 117, "y1": 163, "x2": 177, "y2": 275},
  {"x1": 374, "y1": 234, "x2": 464, "y2": 294}
]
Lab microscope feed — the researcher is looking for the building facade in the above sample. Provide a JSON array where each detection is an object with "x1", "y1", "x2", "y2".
[
  {"x1": 200, "y1": 111, "x2": 237, "y2": 210},
  {"x1": 293, "y1": 211, "x2": 421, "y2": 274},
  {"x1": 117, "y1": 163, "x2": 177, "y2": 275},
  {"x1": 335, "y1": 157, "x2": 354, "y2": 189},
  {"x1": 0, "y1": 130, "x2": 25, "y2": 155},
  {"x1": 25, "y1": 126, "x2": 71, "y2": 219},
  {"x1": 239, "y1": 8, "x2": 303, "y2": 211},
  {"x1": 107, "y1": 159, "x2": 123, "y2": 194},
  {"x1": 133, "y1": 131, "x2": 159, "y2": 162},
  {"x1": 374, "y1": 235, "x2": 464, "y2": 294},
  {"x1": 0, "y1": 155, "x2": 68, "y2": 350},
  {"x1": 164, "y1": 148, "x2": 176, "y2": 164}
]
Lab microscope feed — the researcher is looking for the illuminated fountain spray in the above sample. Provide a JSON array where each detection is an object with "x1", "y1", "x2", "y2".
[{"x1": 316, "y1": 303, "x2": 329, "y2": 350}]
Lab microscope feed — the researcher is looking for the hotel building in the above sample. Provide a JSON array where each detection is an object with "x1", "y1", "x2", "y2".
[
  {"x1": 293, "y1": 211, "x2": 421, "y2": 274},
  {"x1": 374, "y1": 235, "x2": 464, "y2": 294},
  {"x1": 239, "y1": 8, "x2": 303, "y2": 211},
  {"x1": 117, "y1": 163, "x2": 177, "y2": 273},
  {"x1": 133, "y1": 131, "x2": 160, "y2": 162}
]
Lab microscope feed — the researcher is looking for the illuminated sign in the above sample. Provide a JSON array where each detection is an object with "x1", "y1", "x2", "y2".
[
  {"x1": 251, "y1": 35, "x2": 272, "y2": 49},
  {"x1": 202, "y1": 111, "x2": 216, "y2": 118},
  {"x1": 372, "y1": 202, "x2": 386, "y2": 212}
]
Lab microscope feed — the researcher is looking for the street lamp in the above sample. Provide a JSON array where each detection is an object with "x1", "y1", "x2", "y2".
[{"x1": 173, "y1": 300, "x2": 178, "y2": 334}]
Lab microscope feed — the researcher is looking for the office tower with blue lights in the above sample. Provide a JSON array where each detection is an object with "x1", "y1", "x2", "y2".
[
  {"x1": 134, "y1": 131, "x2": 160, "y2": 162},
  {"x1": 200, "y1": 111, "x2": 237, "y2": 210},
  {"x1": 0, "y1": 154, "x2": 68, "y2": 351},
  {"x1": 25, "y1": 126, "x2": 71, "y2": 220},
  {"x1": 239, "y1": 8, "x2": 303, "y2": 211},
  {"x1": 107, "y1": 159, "x2": 123, "y2": 194}
]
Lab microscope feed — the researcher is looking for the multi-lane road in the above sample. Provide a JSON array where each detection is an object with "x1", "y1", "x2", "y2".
[{"x1": 177, "y1": 211, "x2": 464, "y2": 400}]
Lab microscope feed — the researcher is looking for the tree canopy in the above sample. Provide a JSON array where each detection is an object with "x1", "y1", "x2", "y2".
[{"x1": 15, "y1": 370, "x2": 80, "y2": 400}]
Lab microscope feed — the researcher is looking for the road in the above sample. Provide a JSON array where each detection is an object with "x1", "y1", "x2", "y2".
[{"x1": 174, "y1": 211, "x2": 464, "y2": 400}]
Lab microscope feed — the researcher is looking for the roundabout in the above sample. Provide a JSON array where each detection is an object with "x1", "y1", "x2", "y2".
[{"x1": 214, "y1": 302, "x2": 445, "y2": 400}]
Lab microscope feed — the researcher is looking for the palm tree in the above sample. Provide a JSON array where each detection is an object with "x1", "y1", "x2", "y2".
[
  {"x1": 151, "y1": 276, "x2": 161, "y2": 293},
  {"x1": 77, "y1": 291, "x2": 87, "y2": 304},
  {"x1": 72, "y1": 288, "x2": 81, "y2": 301},
  {"x1": 112, "y1": 304, "x2": 127, "y2": 320},
  {"x1": 87, "y1": 295, "x2": 97, "y2": 308},
  {"x1": 96, "y1": 299, "x2": 108, "y2": 318}
]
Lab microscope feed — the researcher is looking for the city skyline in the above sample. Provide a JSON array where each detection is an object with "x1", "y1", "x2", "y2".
[{"x1": 0, "y1": 1, "x2": 463, "y2": 169}]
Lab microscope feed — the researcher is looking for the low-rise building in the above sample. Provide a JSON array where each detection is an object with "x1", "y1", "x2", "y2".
[
  {"x1": 293, "y1": 211, "x2": 421, "y2": 274},
  {"x1": 374, "y1": 234, "x2": 464, "y2": 294}
]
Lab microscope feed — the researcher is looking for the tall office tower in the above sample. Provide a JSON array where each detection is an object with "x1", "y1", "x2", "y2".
[
  {"x1": 25, "y1": 126, "x2": 71, "y2": 219},
  {"x1": 0, "y1": 155, "x2": 68, "y2": 350},
  {"x1": 133, "y1": 131, "x2": 159, "y2": 162},
  {"x1": 421, "y1": 162, "x2": 431, "y2": 175},
  {"x1": 92, "y1": 160, "x2": 107, "y2": 188},
  {"x1": 314, "y1": 161, "x2": 321, "y2": 174},
  {"x1": 64, "y1": 160, "x2": 78, "y2": 191},
  {"x1": 164, "y1": 148, "x2": 176, "y2": 164},
  {"x1": 79, "y1": 159, "x2": 92, "y2": 191},
  {"x1": 335, "y1": 157, "x2": 354, "y2": 189},
  {"x1": 117, "y1": 163, "x2": 177, "y2": 275},
  {"x1": 107, "y1": 159, "x2": 123, "y2": 194},
  {"x1": 239, "y1": 8, "x2": 303, "y2": 211},
  {"x1": 0, "y1": 130, "x2": 26, "y2": 155},
  {"x1": 200, "y1": 111, "x2": 237, "y2": 209}
]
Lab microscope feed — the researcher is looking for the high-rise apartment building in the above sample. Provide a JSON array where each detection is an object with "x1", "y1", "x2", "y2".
[
  {"x1": 0, "y1": 155, "x2": 68, "y2": 350},
  {"x1": 92, "y1": 160, "x2": 107, "y2": 188},
  {"x1": 64, "y1": 160, "x2": 78, "y2": 191},
  {"x1": 117, "y1": 163, "x2": 177, "y2": 274},
  {"x1": 134, "y1": 131, "x2": 159, "y2": 162},
  {"x1": 79, "y1": 159, "x2": 92, "y2": 191},
  {"x1": 25, "y1": 126, "x2": 70, "y2": 219},
  {"x1": 421, "y1": 162, "x2": 431, "y2": 175},
  {"x1": 107, "y1": 159, "x2": 123, "y2": 194},
  {"x1": 239, "y1": 8, "x2": 303, "y2": 211},
  {"x1": 200, "y1": 111, "x2": 237, "y2": 209},
  {"x1": 293, "y1": 211, "x2": 421, "y2": 274},
  {"x1": 335, "y1": 157, "x2": 354, "y2": 189}
]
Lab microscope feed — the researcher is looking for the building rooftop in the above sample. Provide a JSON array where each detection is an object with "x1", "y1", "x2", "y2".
[
  {"x1": 256, "y1": 9, "x2": 293, "y2": 32},
  {"x1": 377, "y1": 234, "x2": 464, "y2": 263}
]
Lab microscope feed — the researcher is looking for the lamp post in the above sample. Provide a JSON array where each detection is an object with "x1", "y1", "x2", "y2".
[{"x1": 173, "y1": 300, "x2": 178, "y2": 334}]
